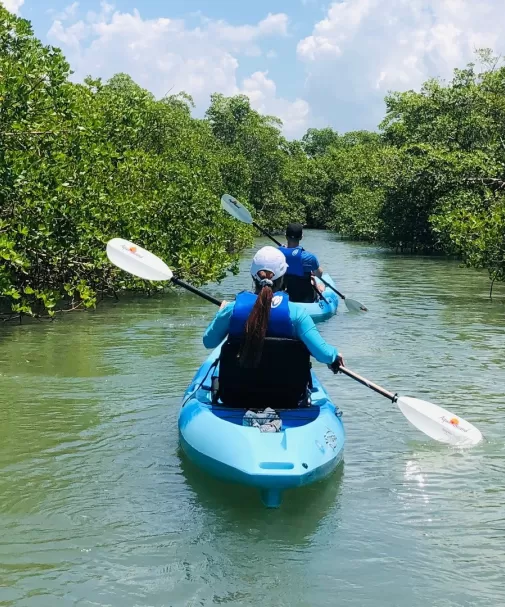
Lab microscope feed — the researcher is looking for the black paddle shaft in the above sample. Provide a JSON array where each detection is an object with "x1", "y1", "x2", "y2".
[
  {"x1": 252, "y1": 221, "x2": 281, "y2": 246},
  {"x1": 320, "y1": 277, "x2": 345, "y2": 301},
  {"x1": 338, "y1": 367, "x2": 397, "y2": 402},
  {"x1": 171, "y1": 277, "x2": 221, "y2": 307}
]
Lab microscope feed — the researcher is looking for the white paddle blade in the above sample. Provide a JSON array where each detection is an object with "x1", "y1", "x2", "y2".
[
  {"x1": 106, "y1": 238, "x2": 173, "y2": 282},
  {"x1": 397, "y1": 396, "x2": 483, "y2": 447},
  {"x1": 221, "y1": 194, "x2": 253, "y2": 224},
  {"x1": 345, "y1": 298, "x2": 368, "y2": 312}
]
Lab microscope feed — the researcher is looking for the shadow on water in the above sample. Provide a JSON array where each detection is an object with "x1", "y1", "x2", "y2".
[{"x1": 178, "y1": 448, "x2": 345, "y2": 546}]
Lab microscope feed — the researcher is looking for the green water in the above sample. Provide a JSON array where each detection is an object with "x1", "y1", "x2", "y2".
[{"x1": 1, "y1": 231, "x2": 505, "y2": 607}]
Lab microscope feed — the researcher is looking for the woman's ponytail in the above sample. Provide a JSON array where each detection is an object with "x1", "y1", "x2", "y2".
[{"x1": 239, "y1": 272, "x2": 274, "y2": 368}]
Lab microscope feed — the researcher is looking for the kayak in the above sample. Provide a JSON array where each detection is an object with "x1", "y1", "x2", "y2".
[
  {"x1": 178, "y1": 345, "x2": 345, "y2": 508},
  {"x1": 298, "y1": 273, "x2": 339, "y2": 323}
]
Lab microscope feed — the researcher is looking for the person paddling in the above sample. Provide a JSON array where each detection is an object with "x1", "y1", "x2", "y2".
[
  {"x1": 203, "y1": 246, "x2": 343, "y2": 409},
  {"x1": 277, "y1": 223, "x2": 325, "y2": 303}
]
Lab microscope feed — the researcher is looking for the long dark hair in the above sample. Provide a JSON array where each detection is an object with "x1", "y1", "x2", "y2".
[{"x1": 239, "y1": 271, "x2": 284, "y2": 368}]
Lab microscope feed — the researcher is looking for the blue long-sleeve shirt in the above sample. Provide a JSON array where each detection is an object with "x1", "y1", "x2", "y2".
[{"x1": 203, "y1": 300, "x2": 338, "y2": 364}]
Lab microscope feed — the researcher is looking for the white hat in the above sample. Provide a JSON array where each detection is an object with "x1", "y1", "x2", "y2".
[{"x1": 250, "y1": 246, "x2": 288, "y2": 281}]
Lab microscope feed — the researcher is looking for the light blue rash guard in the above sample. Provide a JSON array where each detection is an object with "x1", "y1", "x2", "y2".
[{"x1": 203, "y1": 300, "x2": 338, "y2": 364}]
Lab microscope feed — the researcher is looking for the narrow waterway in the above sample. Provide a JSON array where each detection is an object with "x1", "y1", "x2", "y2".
[{"x1": 1, "y1": 231, "x2": 504, "y2": 607}]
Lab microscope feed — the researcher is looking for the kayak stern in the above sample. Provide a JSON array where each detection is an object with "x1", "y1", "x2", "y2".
[{"x1": 178, "y1": 348, "x2": 345, "y2": 507}]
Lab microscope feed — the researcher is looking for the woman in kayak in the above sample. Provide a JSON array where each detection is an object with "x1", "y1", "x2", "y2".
[{"x1": 203, "y1": 246, "x2": 344, "y2": 371}]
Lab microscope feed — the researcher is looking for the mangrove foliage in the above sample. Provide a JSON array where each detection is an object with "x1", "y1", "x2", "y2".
[{"x1": 1, "y1": 6, "x2": 503, "y2": 316}]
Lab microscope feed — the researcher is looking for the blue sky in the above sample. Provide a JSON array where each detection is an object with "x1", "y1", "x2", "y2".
[{"x1": 5, "y1": 0, "x2": 505, "y2": 137}]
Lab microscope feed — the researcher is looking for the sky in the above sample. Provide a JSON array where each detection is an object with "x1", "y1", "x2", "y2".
[{"x1": 4, "y1": 0, "x2": 505, "y2": 138}]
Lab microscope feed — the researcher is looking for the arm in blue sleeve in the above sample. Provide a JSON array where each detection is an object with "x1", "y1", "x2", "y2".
[
  {"x1": 202, "y1": 303, "x2": 234, "y2": 349},
  {"x1": 289, "y1": 303, "x2": 338, "y2": 364},
  {"x1": 302, "y1": 251, "x2": 320, "y2": 274}
]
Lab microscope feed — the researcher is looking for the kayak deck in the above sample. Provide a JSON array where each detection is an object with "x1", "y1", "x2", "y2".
[
  {"x1": 296, "y1": 273, "x2": 339, "y2": 323},
  {"x1": 179, "y1": 345, "x2": 345, "y2": 507}
]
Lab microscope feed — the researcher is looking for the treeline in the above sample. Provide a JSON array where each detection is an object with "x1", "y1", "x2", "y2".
[
  {"x1": 300, "y1": 48, "x2": 505, "y2": 294},
  {"x1": 1, "y1": 8, "x2": 504, "y2": 318},
  {"x1": 0, "y1": 8, "x2": 270, "y2": 316}
]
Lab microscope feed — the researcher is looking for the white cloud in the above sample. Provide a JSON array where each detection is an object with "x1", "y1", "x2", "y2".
[
  {"x1": 208, "y1": 12, "x2": 287, "y2": 44},
  {"x1": 240, "y1": 71, "x2": 311, "y2": 137},
  {"x1": 297, "y1": 34, "x2": 341, "y2": 61},
  {"x1": 297, "y1": 0, "x2": 505, "y2": 130},
  {"x1": 47, "y1": 3, "x2": 308, "y2": 136},
  {"x1": 1, "y1": 0, "x2": 24, "y2": 14},
  {"x1": 53, "y1": 2, "x2": 79, "y2": 21}
]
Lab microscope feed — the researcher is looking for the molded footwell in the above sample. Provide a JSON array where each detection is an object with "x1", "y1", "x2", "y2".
[{"x1": 261, "y1": 488, "x2": 282, "y2": 508}]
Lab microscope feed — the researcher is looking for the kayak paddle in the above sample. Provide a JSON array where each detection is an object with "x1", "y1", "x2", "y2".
[
  {"x1": 106, "y1": 237, "x2": 483, "y2": 447},
  {"x1": 220, "y1": 194, "x2": 327, "y2": 304},
  {"x1": 220, "y1": 194, "x2": 367, "y2": 312},
  {"x1": 105, "y1": 238, "x2": 221, "y2": 306},
  {"x1": 338, "y1": 366, "x2": 483, "y2": 447}
]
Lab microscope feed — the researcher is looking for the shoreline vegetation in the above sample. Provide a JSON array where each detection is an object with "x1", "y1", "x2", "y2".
[{"x1": 1, "y1": 8, "x2": 504, "y2": 319}]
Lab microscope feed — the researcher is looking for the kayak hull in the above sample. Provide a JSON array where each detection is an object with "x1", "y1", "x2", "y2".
[
  {"x1": 299, "y1": 273, "x2": 339, "y2": 323},
  {"x1": 178, "y1": 345, "x2": 345, "y2": 507}
]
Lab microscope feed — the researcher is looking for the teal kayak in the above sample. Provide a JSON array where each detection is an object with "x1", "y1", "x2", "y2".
[
  {"x1": 297, "y1": 273, "x2": 339, "y2": 323},
  {"x1": 178, "y1": 344, "x2": 345, "y2": 508}
]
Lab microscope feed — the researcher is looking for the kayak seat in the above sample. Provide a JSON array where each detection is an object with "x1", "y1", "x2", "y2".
[
  {"x1": 216, "y1": 337, "x2": 312, "y2": 409},
  {"x1": 284, "y1": 275, "x2": 316, "y2": 303}
]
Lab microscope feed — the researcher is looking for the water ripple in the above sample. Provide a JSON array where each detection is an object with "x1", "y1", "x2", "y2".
[{"x1": 1, "y1": 231, "x2": 505, "y2": 606}]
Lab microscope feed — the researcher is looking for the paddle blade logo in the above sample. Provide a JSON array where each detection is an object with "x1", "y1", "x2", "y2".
[
  {"x1": 271, "y1": 295, "x2": 283, "y2": 308},
  {"x1": 121, "y1": 244, "x2": 143, "y2": 259},
  {"x1": 440, "y1": 415, "x2": 468, "y2": 432}
]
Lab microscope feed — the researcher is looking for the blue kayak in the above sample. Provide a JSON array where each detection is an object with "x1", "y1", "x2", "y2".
[
  {"x1": 298, "y1": 273, "x2": 339, "y2": 323},
  {"x1": 179, "y1": 345, "x2": 345, "y2": 508}
]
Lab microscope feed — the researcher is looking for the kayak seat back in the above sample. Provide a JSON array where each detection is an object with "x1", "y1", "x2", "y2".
[
  {"x1": 217, "y1": 337, "x2": 312, "y2": 409},
  {"x1": 284, "y1": 275, "x2": 316, "y2": 303}
]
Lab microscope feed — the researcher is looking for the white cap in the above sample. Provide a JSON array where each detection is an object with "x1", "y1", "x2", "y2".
[{"x1": 250, "y1": 246, "x2": 288, "y2": 281}]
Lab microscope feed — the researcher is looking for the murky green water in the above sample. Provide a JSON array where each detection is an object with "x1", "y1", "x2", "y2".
[{"x1": 1, "y1": 231, "x2": 505, "y2": 606}]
